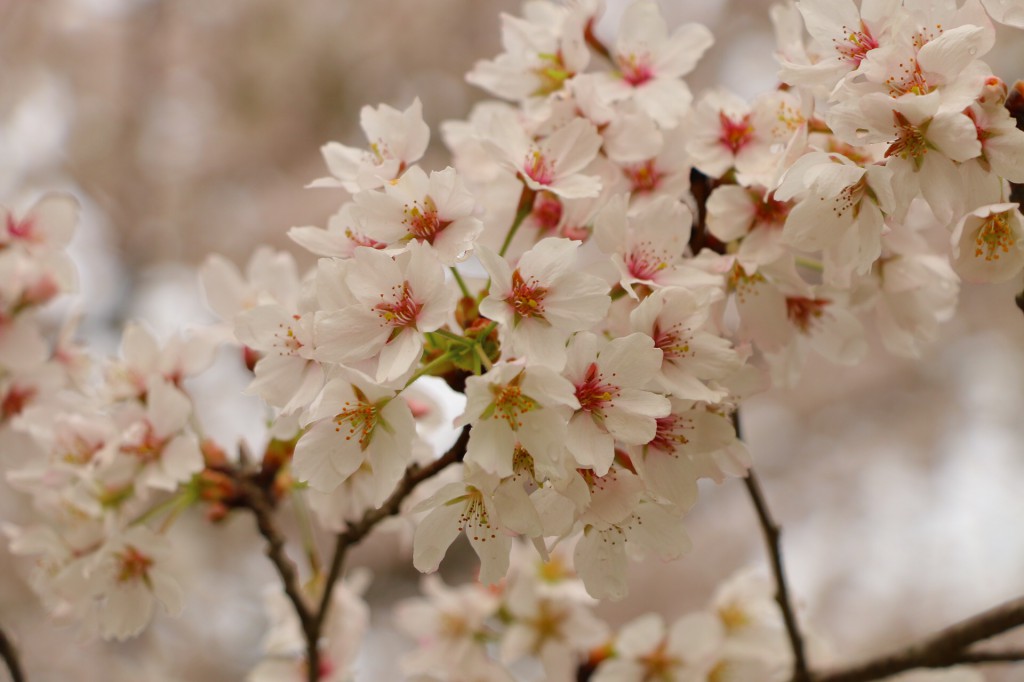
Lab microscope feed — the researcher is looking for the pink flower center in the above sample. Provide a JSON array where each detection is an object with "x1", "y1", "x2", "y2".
[
  {"x1": 345, "y1": 228, "x2": 387, "y2": 250},
  {"x1": 833, "y1": 22, "x2": 879, "y2": 66},
  {"x1": 649, "y1": 414, "x2": 692, "y2": 454},
  {"x1": 116, "y1": 545, "x2": 154, "y2": 583},
  {"x1": 785, "y1": 296, "x2": 830, "y2": 334},
  {"x1": 1, "y1": 383, "x2": 35, "y2": 420},
  {"x1": 574, "y1": 362, "x2": 618, "y2": 414},
  {"x1": 122, "y1": 423, "x2": 168, "y2": 463},
  {"x1": 622, "y1": 160, "x2": 663, "y2": 194},
  {"x1": 5, "y1": 213, "x2": 34, "y2": 240},
  {"x1": 718, "y1": 112, "x2": 754, "y2": 154},
  {"x1": 626, "y1": 240, "x2": 670, "y2": 280},
  {"x1": 752, "y1": 191, "x2": 790, "y2": 227},
  {"x1": 651, "y1": 321, "x2": 692, "y2": 360},
  {"x1": 376, "y1": 281, "x2": 422, "y2": 329},
  {"x1": 404, "y1": 196, "x2": 450, "y2": 244},
  {"x1": 523, "y1": 149, "x2": 555, "y2": 185},
  {"x1": 509, "y1": 270, "x2": 547, "y2": 320},
  {"x1": 317, "y1": 656, "x2": 335, "y2": 679},
  {"x1": 60, "y1": 432, "x2": 104, "y2": 465},
  {"x1": 619, "y1": 52, "x2": 655, "y2": 86},
  {"x1": 531, "y1": 192, "x2": 563, "y2": 233}
]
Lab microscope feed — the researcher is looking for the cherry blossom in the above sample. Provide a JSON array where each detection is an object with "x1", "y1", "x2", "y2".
[
  {"x1": 485, "y1": 113, "x2": 604, "y2": 198},
  {"x1": 291, "y1": 374, "x2": 415, "y2": 495},
  {"x1": 458, "y1": 362, "x2": 578, "y2": 478},
  {"x1": 75, "y1": 527, "x2": 183, "y2": 641},
  {"x1": 594, "y1": 194, "x2": 717, "y2": 298},
  {"x1": 498, "y1": 570, "x2": 608, "y2": 680},
  {"x1": 591, "y1": 612, "x2": 725, "y2": 682},
  {"x1": 236, "y1": 302, "x2": 322, "y2": 414},
  {"x1": 950, "y1": 201, "x2": 1024, "y2": 282},
  {"x1": 353, "y1": 165, "x2": 484, "y2": 264},
  {"x1": 466, "y1": 0, "x2": 592, "y2": 101},
  {"x1": 579, "y1": 0, "x2": 713, "y2": 127},
  {"x1": 563, "y1": 331, "x2": 670, "y2": 475},
  {"x1": 116, "y1": 378, "x2": 202, "y2": 492},
  {"x1": 477, "y1": 237, "x2": 610, "y2": 370},
  {"x1": 775, "y1": 151, "x2": 896, "y2": 286},
  {"x1": 314, "y1": 242, "x2": 456, "y2": 383},
  {"x1": 311, "y1": 98, "x2": 430, "y2": 192},
  {"x1": 0, "y1": 192, "x2": 78, "y2": 252},
  {"x1": 395, "y1": 575, "x2": 502, "y2": 678}
]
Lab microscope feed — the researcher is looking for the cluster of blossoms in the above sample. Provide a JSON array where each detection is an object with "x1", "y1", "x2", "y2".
[
  {"x1": 0, "y1": 195, "x2": 213, "y2": 639},
  {"x1": 2, "y1": 0, "x2": 1023, "y2": 680},
  {"x1": 395, "y1": 543, "x2": 985, "y2": 682},
  {"x1": 395, "y1": 543, "x2": 796, "y2": 681}
]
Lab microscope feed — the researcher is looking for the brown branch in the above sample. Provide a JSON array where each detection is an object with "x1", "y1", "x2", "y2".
[
  {"x1": 230, "y1": 472, "x2": 316, "y2": 640},
  {"x1": 732, "y1": 410, "x2": 810, "y2": 682},
  {"x1": 0, "y1": 623, "x2": 25, "y2": 682},
  {"x1": 955, "y1": 649, "x2": 1024, "y2": 664},
  {"x1": 305, "y1": 424, "x2": 471, "y2": 682},
  {"x1": 743, "y1": 469, "x2": 811, "y2": 682},
  {"x1": 813, "y1": 596, "x2": 1024, "y2": 682}
]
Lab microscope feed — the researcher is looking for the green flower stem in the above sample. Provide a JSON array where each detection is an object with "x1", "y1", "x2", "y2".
[
  {"x1": 404, "y1": 350, "x2": 456, "y2": 388},
  {"x1": 498, "y1": 185, "x2": 537, "y2": 258},
  {"x1": 450, "y1": 267, "x2": 472, "y2": 299},
  {"x1": 129, "y1": 489, "x2": 193, "y2": 528},
  {"x1": 795, "y1": 257, "x2": 824, "y2": 273}
]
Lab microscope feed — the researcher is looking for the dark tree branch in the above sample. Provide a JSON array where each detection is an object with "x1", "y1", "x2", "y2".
[
  {"x1": 955, "y1": 649, "x2": 1024, "y2": 665},
  {"x1": 230, "y1": 472, "x2": 316, "y2": 637},
  {"x1": 0, "y1": 623, "x2": 25, "y2": 682},
  {"x1": 743, "y1": 469, "x2": 811, "y2": 682},
  {"x1": 813, "y1": 596, "x2": 1024, "y2": 682},
  {"x1": 732, "y1": 411, "x2": 810, "y2": 682},
  {"x1": 305, "y1": 424, "x2": 470, "y2": 682}
]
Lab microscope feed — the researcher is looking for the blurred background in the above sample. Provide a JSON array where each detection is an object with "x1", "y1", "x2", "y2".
[{"x1": 1, "y1": 0, "x2": 1024, "y2": 679}]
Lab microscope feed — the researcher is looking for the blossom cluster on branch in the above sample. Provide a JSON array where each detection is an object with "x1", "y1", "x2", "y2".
[{"x1": 2, "y1": 0, "x2": 1024, "y2": 681}]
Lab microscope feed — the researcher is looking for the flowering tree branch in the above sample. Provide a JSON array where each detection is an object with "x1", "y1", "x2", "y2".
[
  {"x1": 736, "y1": 420, "x2": 1024, "y2": 682},
  {"x1": 229, "y1": 469, "x2": 317, "y2": 637},
  {"x1": 0, "y1": 624, "x2": 25, "y2": 682},
  {"x1": 812, "y1": 597, "x2": 1024, "y2": 682},
  {"x1": 305, "y1": 425, "x2": 471, "y2": 682},
  {"x1": 953, "y1": 650, "x2": 1024, "y2": 665},
  {"x1": 229, "y1": 426, "x2": 470, "y2": 682}
]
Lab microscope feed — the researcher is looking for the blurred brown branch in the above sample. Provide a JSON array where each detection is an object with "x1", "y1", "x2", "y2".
[
  {"x1": 0, "y1": 623, "x2": 25, "y2": 682},
  {"x1": 306, "y1": 424, "x2": 470, "y2": 682},
  {"x1": 812, "y1": 597, "x2": 1024, "y2": 682},
  {"x1": 743, "y1": 468, "x2": 811, "y2": 682},
  {"x1": 228, "y1": 425, "x2": 470, "y2": 682}
]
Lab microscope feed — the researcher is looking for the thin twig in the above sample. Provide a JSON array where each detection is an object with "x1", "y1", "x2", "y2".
[
  {"x1": 0, "y1": 623, "x2": 25, "y2": 682},
  {"x1": 743, "y1": 469, "x2": 811, "y2": 682},
  {"x1": 813, "y1": 596, "x2": 1024, "y2": 682},
  {"x1": 305, "y1": 425, "x2": 471, "y2": 682},
  {"x1": 734, "y1": 408, "x2": 810, "y2": 682},
  {"x1": 231, "y1": 473, "x2": 316, "y2": 637}
]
